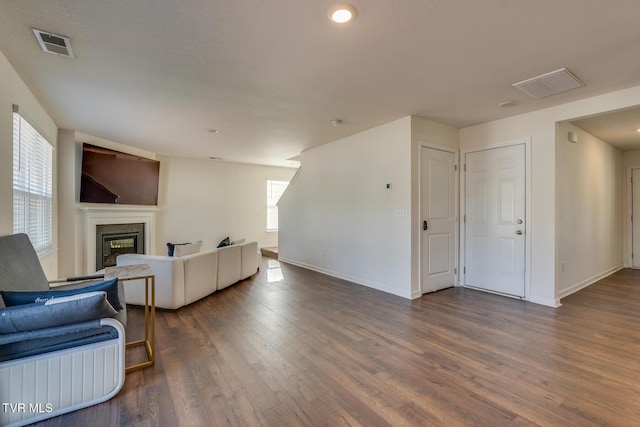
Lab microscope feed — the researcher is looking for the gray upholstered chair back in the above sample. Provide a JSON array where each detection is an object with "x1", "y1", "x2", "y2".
[{"x1": 0, "y1": 234, "x2": 49, "y2": 307}]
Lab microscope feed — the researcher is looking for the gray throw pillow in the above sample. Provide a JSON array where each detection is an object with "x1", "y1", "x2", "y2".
[
  {"x1": 217, "y1": 237, "x2": 231, "y2": 248},
  {"x1": 0, "y1": 291, "x2": 117, "y2": 334},
  {"x1": 1, "y1": 278, "x2": 123, "y2": 310}
]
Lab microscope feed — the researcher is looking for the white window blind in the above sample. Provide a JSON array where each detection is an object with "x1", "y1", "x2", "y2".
[
  {"x1": 266, "y1": 180, "x2": 289, "y2": 231},
  {"x1": 13, "y1": 111, "x2": 53, "y2": 254}
]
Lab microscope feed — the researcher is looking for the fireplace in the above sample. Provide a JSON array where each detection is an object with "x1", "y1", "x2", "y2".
[
  {"x1": 96, "y1": 223, "x2": 145, "y2": 270},
  {"x1": 82, "y1": 207, "x2": 156, "y2": 274}
]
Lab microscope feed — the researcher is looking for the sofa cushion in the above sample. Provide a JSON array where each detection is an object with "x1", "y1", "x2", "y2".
[
  {"x1": 0, "y1": 291, "x2": 117, "y2": 334},
  {"x1": 174, "y1": 241, "x2": 203, "y2": 257},
  {"x1": 217, "y1": 245, "x2": 242, "y2": 290},
  {"x1": 1, "y1": 278, "x2": 123, "y2": 310},
  {"x1": 167, "y1": 241, "x2": 193, "y2": 256},
  {"x1": 183, "y1": 250, "x2": 219, "y2": 305},
  {"x1": 167, "y1": 242, "x2": 192, "y2": 256},
  {"x1": 217, "y1": 237, "x2": 231, "y2": 248}
]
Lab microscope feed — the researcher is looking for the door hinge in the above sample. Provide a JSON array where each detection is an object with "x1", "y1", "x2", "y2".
[
  {"x1": 464, "y1": 164, "x2": 467, "y2": 172},
  {"x1": 463, "y1": 266, "x2": 466, "y2": 274},
  {"x1": 454, "y1": 164, "x2": 458, "y2": 172},
  {"x1": 454, "y1": 267, "x2": 457, "y2": 275},
  {"x1": 464, "y1": 214, "x2": 466, "y2": 223}
]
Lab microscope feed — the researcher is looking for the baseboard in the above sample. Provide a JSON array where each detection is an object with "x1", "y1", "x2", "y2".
[
  {"x1": 410, "y1": 289, "x2": 422, "y2": 299},
  {"x1": 527, "y1": 295, "x2": 561, "y2": 308},
  {"x1": 557, "y1": 264, "x2": 624, "y2": 300},
  {"x1": 278, "y1": 257, "x2": 413, "y2": 299}
]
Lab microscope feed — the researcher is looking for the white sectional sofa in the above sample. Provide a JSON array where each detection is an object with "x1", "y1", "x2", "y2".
[{"x1": 116, "y1": 241, "x2": 260, "y2": 309}]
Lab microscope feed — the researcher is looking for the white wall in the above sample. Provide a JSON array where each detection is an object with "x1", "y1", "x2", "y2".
[
  {"x1": 279, "y1": 116, "x2": 414, "y2": 298},
  {"x1": 57, "y1": 129, "x2": 79, "y2": 277},
  {"x1": 555, "y1": 122, "x2": 623, "y2": 297},
  {"x1": 157, "y1": 156, "x2": 296, "y2": 254},
  {"x1": 0, "y1": 50, "x2": 59, "y2": 279},
  {"x1": 461, "y1": 84, "x2": 640, "y2": 306}
]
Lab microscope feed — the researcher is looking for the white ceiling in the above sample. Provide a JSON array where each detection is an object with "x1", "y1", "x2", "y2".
[
  {"x1": 2, "y1": 1, "x2": 640, "y2": 166},
  {"x1": 571, "y1": 107, "x2": 640, "y2": 151}
]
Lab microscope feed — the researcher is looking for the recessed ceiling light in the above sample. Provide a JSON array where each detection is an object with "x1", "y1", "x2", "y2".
[
  {"x1": 328, "y1": 3, "x2": 357, "y2": 24},
  {"x1": 498, "y1": 100, "x2": 518, "y2": 108},
  {"x1": 331, "y1": 119, "x2": 344, "y2": 127},
  {"x1": 208, "y1": 156, "x2": 222, "y2": 160},
  {"x1": 207, "y1": 129, "x2": 220, "y2": 134}
]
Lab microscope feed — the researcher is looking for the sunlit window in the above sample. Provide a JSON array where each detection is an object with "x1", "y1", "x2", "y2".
[{"x1": 13, "y1": 110, "x2": 53, "y2": 254}]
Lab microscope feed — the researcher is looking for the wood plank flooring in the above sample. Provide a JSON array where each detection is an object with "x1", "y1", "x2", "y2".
[{"x1": 33, "y1": 264, "x2": 640, "y2": 426}]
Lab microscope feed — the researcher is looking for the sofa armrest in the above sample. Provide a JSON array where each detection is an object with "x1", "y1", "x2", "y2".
[
  {"x1": 240, "y1": 242, "x2": 259, "y2": 280},
  {"x1": 116, "y1": 254, "x2": 186, "y2": 309}
]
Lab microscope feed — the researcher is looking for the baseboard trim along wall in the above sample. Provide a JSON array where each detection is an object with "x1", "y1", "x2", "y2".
[
  {"x1": 527, "y1": 295, "x2": 561, "y2": 308},
  {"x1": 557, "y1": 264, "x2": 624, "y2": 300},
  {"x1": 278, "y1": 257, "x2": 414, "y2": 300}
]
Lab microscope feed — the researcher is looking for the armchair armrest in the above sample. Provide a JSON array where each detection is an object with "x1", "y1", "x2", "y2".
[{"x1": 48, "y1": 273, "x2": 105, "y2": 284}]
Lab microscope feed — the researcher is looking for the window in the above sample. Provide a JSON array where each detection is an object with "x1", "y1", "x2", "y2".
[
  {"x1": 13, "y1": 110, "x2": 53, "y2": 254},
  {"x1": 266, "y1": 179, "x2": 289, "y2": 231}
]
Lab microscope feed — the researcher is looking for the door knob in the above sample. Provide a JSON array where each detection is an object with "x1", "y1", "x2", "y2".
[
  {"x1": 516, "y1": 230, "x2": 523, "y2": 235},
  {"x1": 423, "y1": 220, "x2": 428, "y2": 231},
  {"x1": 517, "y1": 219, "x2": 523, "y2": 224}
]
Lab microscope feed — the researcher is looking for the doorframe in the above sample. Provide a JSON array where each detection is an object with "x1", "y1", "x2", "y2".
[
  {"x1": 460, "y1": 138, "x2": 532, "y2": 301},
  {"x1": 627, "y1": 167, "x2": 640, "y2": 268},
  {"x1": 418, "y1": 142, "x2": 459, "y2": 295}
]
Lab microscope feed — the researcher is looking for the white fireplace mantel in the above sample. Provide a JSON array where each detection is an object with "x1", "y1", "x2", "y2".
[{"x1": 80, "y1": 206, "x2": 158, "y2": 274}]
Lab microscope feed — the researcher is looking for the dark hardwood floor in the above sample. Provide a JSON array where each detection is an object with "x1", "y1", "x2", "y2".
[{"x1": 35, "y1": 263, "x2": 640, "y2": 426}]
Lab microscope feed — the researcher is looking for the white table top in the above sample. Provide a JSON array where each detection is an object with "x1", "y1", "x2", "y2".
[{"x1": 104, "y1": 264, "x2": 154, "y2": 280}]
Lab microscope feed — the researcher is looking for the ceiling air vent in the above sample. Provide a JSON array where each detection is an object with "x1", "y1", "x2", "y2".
[
  {"x1": 512, "y1": 68, "x2": 583, "y2": 99},
  {"x1": 33, "y1": 29, "x2": 75, "y2": 58}
]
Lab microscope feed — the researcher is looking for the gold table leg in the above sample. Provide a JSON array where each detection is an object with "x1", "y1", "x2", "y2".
[{"x1": 125, "y1": 275, "x2": 156, "y2": 373}]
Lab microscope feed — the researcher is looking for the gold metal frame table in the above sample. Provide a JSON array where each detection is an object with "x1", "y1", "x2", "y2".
[{"x1": 105, "y1": 263, "x2": 155, "y2": 373}]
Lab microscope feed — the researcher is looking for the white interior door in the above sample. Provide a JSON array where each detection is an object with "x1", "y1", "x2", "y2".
[
  {"x1": 421, "y1": 146, "x2": 456, "y2": 293},
  {"x1": 632, "y1": 169, "x2": 640, "y2": 268},
  {"x1": 464, "y1": 144, "x2": 525, "y2": 297}
]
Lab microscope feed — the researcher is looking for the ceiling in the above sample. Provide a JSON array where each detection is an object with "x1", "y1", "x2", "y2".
[
  {"x1": 2, "y1": 1, "x2": 640, "y2": 167},
  {"x1": 571, "y1": 107, "x2": 640, "y2": 151}
]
